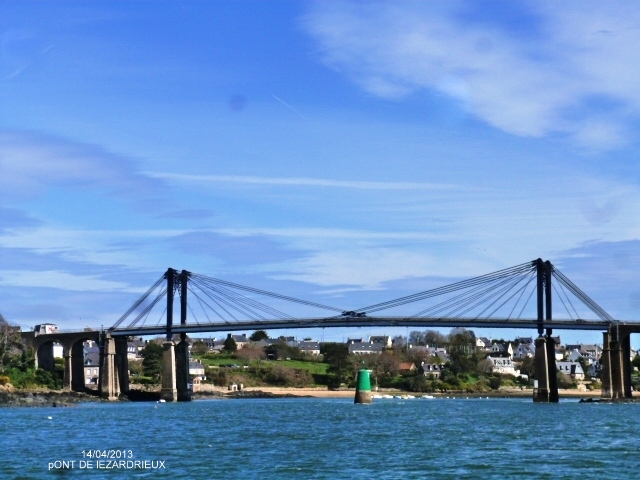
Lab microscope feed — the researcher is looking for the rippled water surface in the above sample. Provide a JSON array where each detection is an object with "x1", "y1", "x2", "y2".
[{"x1": 1, "y1": 397, "x2": 639, "y2": 479}]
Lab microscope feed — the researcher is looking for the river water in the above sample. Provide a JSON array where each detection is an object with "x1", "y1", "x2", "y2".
[{"x1": 0, "y1": 397, "x2": 638, "y2": 479}]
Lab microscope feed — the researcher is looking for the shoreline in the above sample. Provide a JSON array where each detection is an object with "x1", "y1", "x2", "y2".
[
  {"x1": 236, "y1": 386, "x2": 609, "y2": 399},
  {"x1": 0, "y1": 385, "x2": 630, "y2": 407}
]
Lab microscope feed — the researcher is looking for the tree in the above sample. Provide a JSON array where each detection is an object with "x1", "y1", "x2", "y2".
[
  {"x1": 266, "y1": 342, "x2": 302, "y2": 360},
  {"x1": 141, "y1": 342, "x2": 164, "y2": 380},
  {"x1": 128, "y1": 359, "x2": 143, "y2": 376},
  {"x1": 476, "y1": 358, "x2": 494, "y2": 375},
  {"x1": 223, "y1": 336, "x2": 237, "y2": 352},
  {"x1": 250, "y1": 330, "x2": 268, "y2": 342},
  {"x1": 408, "y1": 349, "x2": 431, "y2": 366},
  {"x1": 576, "y1": 356, "x2": 590, "y2": 380},
  {"x1": 425, "y1": 330, "x2": 447, "y2": 348},
  {"x1": 367, "y1": 352, "x2": 400, "y2": 387},
  {"x1": 519, "y1": 356, "x2": 535, "y2": 379},
  {"x1": 447, "y1": 328, "x2": 477, "y2": 375},
  {"x1": 409, "y1": 331, "x2": 426, "y2": 346},
  {"x1": 391, "y1": 335, "x2": 407, "y2": 356},
  {"x1": 320, "y1": 343, "x2": 352, "y2": 389},
  {"x1": 191, "y1": 340, "x2": 208, "y2": 356},
  {"x1": 235, "y1": 345, "x2": 266, "y2": 367},
  {"x1": 0, "y1": 314, "x2": 22, "y2": 372},
  {"x1": 557, "y1": 371, "x2": 578, "y2": 389}
]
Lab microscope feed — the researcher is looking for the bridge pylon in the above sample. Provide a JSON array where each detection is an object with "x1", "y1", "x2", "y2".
[
  {"x1": 160, "y1": 268, "x2": 191, "y2": 402},
  {"x1": 533, "y1": 259, "x2": 559, "y2": 403}
]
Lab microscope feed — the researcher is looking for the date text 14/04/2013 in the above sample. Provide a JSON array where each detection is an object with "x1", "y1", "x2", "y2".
[{"x1": 81, "y1": 449, "x2": 133, "y2": 459}]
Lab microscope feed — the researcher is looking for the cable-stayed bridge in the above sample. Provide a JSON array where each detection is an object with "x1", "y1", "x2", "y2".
[
  {"x1": 108, "y1": 259, "x2": 615, "y2": 337},
  {"x1": 24, "y1": 259, "x2": 638, "y2": 402}
]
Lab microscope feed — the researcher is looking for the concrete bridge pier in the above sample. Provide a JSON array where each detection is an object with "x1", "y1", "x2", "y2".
[
  {"x1": 161, "y1": 341, "x2": 178, "y2": 402},
  {"x1": 35, "y1": 342, "x2": 55, "y2": 371},
  {"x1": 545, "y1": 335, "x2": 559, "y2": 403},
  {"x1": 71, "y1": 342, "x2": 85, "y2": 392},
  {"x1": 533, "y1": 336, "x2": 549, "y2": 402},
  {"x1": 610, "y1": 336, "x2": 625, "y2": 399},
  {"x1": 99, "y1": 333, "x2": 120, "y2": 400},
  {"x1": 176, "y1": 335, "x2": 191, "y2": 402},
  {"x1": 623, "y1": 331, "x2": 633, "y2": 398},
  {"x1": 533, "y1": 335, "x2": 559, "y2": 403},
  {"x1": 115, "y1": 337, "x2": 130, "y2": 395},
  {"x1": 62, "y1": 345, "x2": 73, "y2": 391},
  {"x1": 600, "y1": 329, "x2": 633, "y2": 400},
  {"x1": 600, "y1": 332, "x2": 613, "y2": 399}
]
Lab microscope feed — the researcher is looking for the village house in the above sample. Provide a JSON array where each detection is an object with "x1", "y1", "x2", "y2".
[
  {"x1": 491, "y1": 342, "x2": 514, "y2": 359},
  {"x1": 348, "y1": 342, "x2": 383, "y2": 355},
  {"x1": 398, "y1": 362, "x2": 416, "y2": 374},
  {"x1": 513, "y1": 343, "x2": 535, "y2": 360},
  {"x1": 228, "y1": 334, "x2": 250, "y2": 349},
  {"x1": 84, "y1": 352, "x2": 100, "y2": 386},
  {"x1": 487, "y1": 357, "x2": 518, "y2": 376},
  {"x1": 298, "y1": 341, "x2": 321, "y2": 355},
  {"x1": 557, "y1": 361, "x2": 585, "y2": 380},
  {"x1": 188, "y1": 360, "x2": 206, "y2": 389},
  {"x1": 190, "y1": 337, "x2": 217, "y2": 351},
  {"x1": 369, "y1": 336, "x2": 392, "y2": 348},
  {"x1": 420, "y1": 362, "x2": 445, "y2": 378}
]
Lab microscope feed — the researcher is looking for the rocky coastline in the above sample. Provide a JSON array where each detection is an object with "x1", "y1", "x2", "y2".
[{"x1": 0, "y1": 388, "x2": 103, "y2": 407}]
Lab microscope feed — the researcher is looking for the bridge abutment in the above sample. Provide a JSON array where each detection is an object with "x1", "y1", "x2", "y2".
[{"x1": 161, "y1": 341, "x2": 178, "y2": 402}]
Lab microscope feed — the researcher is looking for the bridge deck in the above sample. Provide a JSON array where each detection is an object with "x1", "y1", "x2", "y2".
[{"x1": 105, "y1": 317, "x2": 629, "y2": 337}]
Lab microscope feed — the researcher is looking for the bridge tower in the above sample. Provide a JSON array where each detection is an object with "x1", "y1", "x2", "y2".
[
  {"x1": 533, "y1": 259, "x2": 559, "y2": 403},
  {"x1": 160, "y1": 268, "x2": 192, "y2": 402}
]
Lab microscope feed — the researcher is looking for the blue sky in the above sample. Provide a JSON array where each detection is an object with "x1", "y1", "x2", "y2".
[{"x1": 2, "y1": 1, "x2": 640, "y2": 346}]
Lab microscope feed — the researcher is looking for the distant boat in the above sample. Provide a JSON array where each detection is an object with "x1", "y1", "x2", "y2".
[{"x1": 157, "y1": 399, "x2": 166, "y2": 403}]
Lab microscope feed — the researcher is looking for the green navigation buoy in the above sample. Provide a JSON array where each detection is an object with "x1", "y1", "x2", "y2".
[{"x1": 354, "y1": 369, "x2": 372, "y2": 404}]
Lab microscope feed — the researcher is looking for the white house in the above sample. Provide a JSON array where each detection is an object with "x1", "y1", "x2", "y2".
[
  {"x1": 491, "y1": 343, "x2": 514, "y2": 359},
  {"x1": 557, "y1": 361, "x2": 585, "y2": 380},
  {"x1": 84, "y1": 352, "x2": 100, "y2": 386},
  {"x1": 348, "y1": 342, "x2": 383, "y2": 355},
  {"x1": 513, "y1": 343, "x2": 535, "y2": 360},
  {"x1": 488, "y1": 357, "x2": 518, "y2": 376},
  {"x1": 369, "y1": 336, "x2": 392, "y2": 348},
  {"x1": 298, "y1": 341, "x2": 321, "y2": 355},
  {"x1": 420, "y1": 362, "x2": 445, "y2": 378}
]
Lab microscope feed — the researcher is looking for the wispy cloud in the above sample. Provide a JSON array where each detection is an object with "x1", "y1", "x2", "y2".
[
  {"x1": 0, "y1": 130, "x2": 160, "y2": 200},
  {"x1": 302, "y1": 1, "x2": 640, "y2": 148},
  {"x1": 145, "y1": 172, "x2": 463, "y2": 191},
  {"x1": 0, "y1": 269, "x2": 136, "y2": 293}
]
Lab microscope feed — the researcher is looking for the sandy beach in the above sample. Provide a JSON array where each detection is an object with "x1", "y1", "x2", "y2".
[{"x1": 237, "y1": 386, "x2": 613, "y2": 399}]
